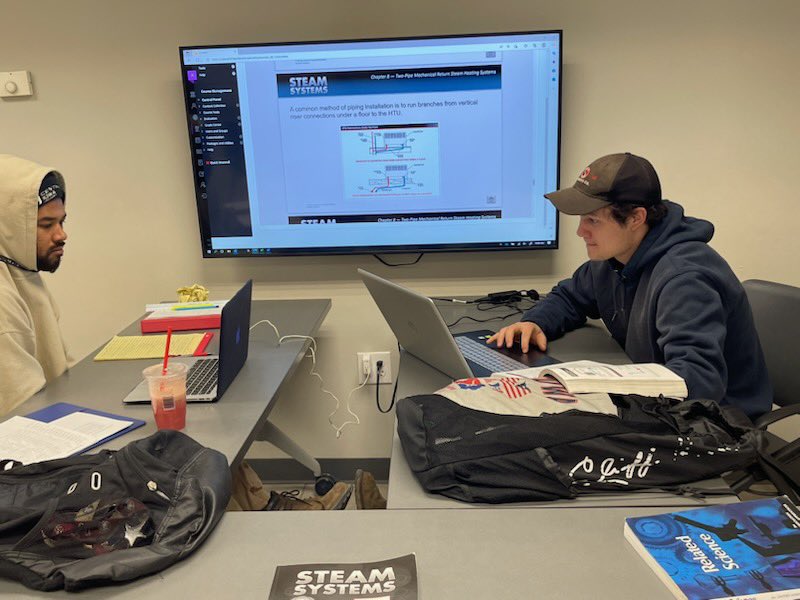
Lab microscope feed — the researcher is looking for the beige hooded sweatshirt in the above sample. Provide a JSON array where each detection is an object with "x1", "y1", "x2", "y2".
[{"x1": 0, "y1": 154, "x2": 70, "y2": 415}]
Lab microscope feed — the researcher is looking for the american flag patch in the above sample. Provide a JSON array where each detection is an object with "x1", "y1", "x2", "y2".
[
  {"x1": 490, "y1": 377, "x2": 533, "y2": 399},
  {"x1": 452, "y1": 378, "x2": 485, "y2": 391},
  {"x1": 536, "y1": 376, "x2": 577, "y2": 403}
]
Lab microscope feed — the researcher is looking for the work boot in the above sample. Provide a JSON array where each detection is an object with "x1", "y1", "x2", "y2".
[
  {"x1": 355, "y1": 469, "x2": 387, "y2": 510},
  {"x1": 316, "y1": 482, "x2": 353, "y2": 510},
  {"x1": 264, "y1": 482, "x2": 353, "y2": 511},
  {"x1": 264, "y1": 489, "x2": 324, "y2": 511}
]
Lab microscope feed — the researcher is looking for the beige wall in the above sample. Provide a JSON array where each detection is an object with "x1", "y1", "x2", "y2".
[{"x1": 2, "y1": 0, "x2": 798, "y2": 460}]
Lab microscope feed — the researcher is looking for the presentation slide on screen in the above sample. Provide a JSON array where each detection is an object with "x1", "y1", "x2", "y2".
[
  {"x1": 274, "y1": 65, "x2": 502, "y2": 224},
  {"x1": 184, "y1": 37, "x2": 560, "y2": 251}
]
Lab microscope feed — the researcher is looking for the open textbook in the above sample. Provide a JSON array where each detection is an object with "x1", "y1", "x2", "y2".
[{"x1": 494, "y1": 360, "x2": 688, "y2": 398}]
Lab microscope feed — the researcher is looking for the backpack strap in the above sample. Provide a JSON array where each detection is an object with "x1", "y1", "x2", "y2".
[
  {"x1": 756, "y1": 453, "x2": 800, "y2": 504},
  {"x1": 0, "y1": 459, "x2": 22, "y2": 471}
]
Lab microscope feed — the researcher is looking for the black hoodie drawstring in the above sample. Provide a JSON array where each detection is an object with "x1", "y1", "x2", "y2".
[{"x1": 0, "y1": 255, "x2": 36, "y2": 272}]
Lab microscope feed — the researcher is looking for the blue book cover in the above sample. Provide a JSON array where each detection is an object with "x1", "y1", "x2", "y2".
[{"x1": 625, "y1": 496, "x2": 800, "y2": 599}]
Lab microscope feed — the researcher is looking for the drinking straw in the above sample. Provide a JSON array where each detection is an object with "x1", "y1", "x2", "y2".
[{"x1": 162, "y1": 327, "x2": 173, "y2": 375}]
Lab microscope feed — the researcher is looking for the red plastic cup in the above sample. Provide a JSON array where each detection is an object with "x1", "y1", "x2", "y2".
[{"x1": 142, "y1": 363, "x2": 188, "y2": 430}]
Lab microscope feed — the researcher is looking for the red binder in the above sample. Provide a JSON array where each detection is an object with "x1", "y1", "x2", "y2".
[{"x1": 140, "y1": 313, "x2": 221, "y2": 334}]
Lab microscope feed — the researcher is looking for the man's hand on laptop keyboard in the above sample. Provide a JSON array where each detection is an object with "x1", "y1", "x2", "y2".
[{"x1": 486, "y1": 322, "x2": 548, "y2": 353}]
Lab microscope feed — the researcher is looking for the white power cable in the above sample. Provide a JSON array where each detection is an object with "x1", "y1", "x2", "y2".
[
  {"x1": 251, "y1": 319, "x2": 280, "y2": 339},
  {"x1": 250, "y1": 319, "x2": 368, "y2": 437}
]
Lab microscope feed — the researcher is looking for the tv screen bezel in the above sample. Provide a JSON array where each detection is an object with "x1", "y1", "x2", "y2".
[{"x1": 179, "y1": 29, "x2": 562, "y2": 258}]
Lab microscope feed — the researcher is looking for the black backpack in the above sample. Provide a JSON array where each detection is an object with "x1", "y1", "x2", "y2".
[
  {"x1": 0, "y1": 430, "x2": 230, "y2": 591},
  {"x1": 396, "y1": 394, "x2": 765, "y2": 503}
]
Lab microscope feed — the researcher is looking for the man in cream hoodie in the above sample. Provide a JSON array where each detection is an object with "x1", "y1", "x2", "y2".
[{"x1": 0, "y1": 154, "x2": 71, "y2": 415}]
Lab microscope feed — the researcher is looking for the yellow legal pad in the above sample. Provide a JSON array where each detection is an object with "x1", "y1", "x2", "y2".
[{"x1": 94, "y1": 334, "x2": 206, "y2": 361}]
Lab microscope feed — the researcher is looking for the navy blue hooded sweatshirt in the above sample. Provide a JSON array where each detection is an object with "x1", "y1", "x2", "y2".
[{"x1": 522, "y1": 201, "x2": 772, "y2": 419}]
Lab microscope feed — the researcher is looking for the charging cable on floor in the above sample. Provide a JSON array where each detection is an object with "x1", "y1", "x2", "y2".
[{"x1": 250, "y1": 319, "x2": 368, "y2": 438}]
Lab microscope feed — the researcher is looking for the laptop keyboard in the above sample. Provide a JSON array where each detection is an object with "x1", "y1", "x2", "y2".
[
  {"x1": 454, "y1": 336, "x2": 528, "y2": 374},
  {"x1": 186, "y1": 358, "x2": 219, "y2": 396}
]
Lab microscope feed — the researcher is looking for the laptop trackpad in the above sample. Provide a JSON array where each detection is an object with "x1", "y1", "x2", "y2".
[{"x1": 492, "y1": 342, "x2": 555, "y2": 368}]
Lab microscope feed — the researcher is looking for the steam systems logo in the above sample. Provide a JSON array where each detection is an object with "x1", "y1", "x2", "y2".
[{"x1": 289, "y1": 75, "x2": 328, "y2": 96}]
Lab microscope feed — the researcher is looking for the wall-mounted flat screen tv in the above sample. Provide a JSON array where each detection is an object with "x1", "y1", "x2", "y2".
[{"x1": 180, "y1": 30, "x2": 562, "y2": 257}]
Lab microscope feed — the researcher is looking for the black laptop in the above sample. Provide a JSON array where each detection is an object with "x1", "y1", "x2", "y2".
[{"x1": 123, "y1": 280, "x2": 252, "y2": 403}]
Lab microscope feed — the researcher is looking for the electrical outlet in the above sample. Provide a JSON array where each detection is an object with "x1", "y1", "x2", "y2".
[{"x1": 356, "y1": 351, "x2": 392, "y2": 384}]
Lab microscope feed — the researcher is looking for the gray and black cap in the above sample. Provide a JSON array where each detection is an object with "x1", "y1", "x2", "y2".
[
  {"x1": 545, "y1": 153, "x2": 661, "y2": 215},
  {"x1": 38, "y1": 171, "x2": 66, "y2": 207}
]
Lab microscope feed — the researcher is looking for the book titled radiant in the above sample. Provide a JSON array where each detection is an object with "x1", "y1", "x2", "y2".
[
  {"x1": 496, "y1": 359, "x2": 688, "y2": 398},
  {"x1": 625, "y1": 496, "x2": 800, "y2": 599},
  {"x1": 268, "y1": 553, "x2": 417, "y2": 600}
]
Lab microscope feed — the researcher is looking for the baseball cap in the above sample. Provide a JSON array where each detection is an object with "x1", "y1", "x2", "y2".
[
  {"x1": 545, "y1": 153, "x2": 661, "y2": 215},
  {"x1": 38, "y1": 171, "x2": 66, "y2": 207}
]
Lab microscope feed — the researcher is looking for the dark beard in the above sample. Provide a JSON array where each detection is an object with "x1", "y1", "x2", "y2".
[{"x1": 37, "y1": 250, "x2": 62, "y2": 272}]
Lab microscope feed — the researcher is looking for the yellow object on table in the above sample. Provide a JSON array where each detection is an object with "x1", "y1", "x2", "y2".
[
  {"x1": 177, "y1": 284, "x2": 209, "y2": 303},
  {"x1": 94, "y1": 334, "x2": 206, "y2": 361}
]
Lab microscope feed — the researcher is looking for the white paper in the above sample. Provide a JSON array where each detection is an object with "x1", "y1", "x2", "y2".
[
  {"x1": 597, "y1": 363, "x2": 682, "y2": 380},
  {"x1": 0, "y1": 416, "x2": 95, "y2": 465},
  {"x1": 50, "y1": 411, "x2": 132, "y2": 439},
  {"x1": 493, "y1": 360, "x2": 602, "y2": 379},
  {"x1": 143, "y1": 307, "x2": 222, "y2": 320}
]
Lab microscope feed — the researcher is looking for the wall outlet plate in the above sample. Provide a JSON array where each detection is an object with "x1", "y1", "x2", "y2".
[
  {"x1": 1, "y1": 71, "x2": 33, "y2": 98},
  {"x1": 356, "y1": 351, "x2": 392, "y2": 384}
]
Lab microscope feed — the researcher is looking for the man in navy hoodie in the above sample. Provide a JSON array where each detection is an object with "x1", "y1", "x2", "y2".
[{"x1": 488, "y1": 153, "x2": 772, "y2": 419}]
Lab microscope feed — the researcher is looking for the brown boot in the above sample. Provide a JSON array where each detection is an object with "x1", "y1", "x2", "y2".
[
  {"x1": 264, "y1": 483, "x2": 353, "y2": 511},
  {"x1": 315, "y1": 482, "x2": 353, "y2": 510},
  {"x1": 264, "y1": 490, "x2": 324, "y2": 511},
  {"x1": 355, "y1": 469, "x2": 387, "y2": 509}
]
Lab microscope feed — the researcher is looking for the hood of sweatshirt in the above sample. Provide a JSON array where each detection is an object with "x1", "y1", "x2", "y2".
[
  {"x1": 618, "y1": 200, "x2": 714, "y2": 280},
  {"x1": 0, "y1": 154, "x2": 70, "y2": 408}
]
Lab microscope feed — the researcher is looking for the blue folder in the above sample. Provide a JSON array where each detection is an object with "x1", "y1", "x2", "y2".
[{"x1": 26, "y1": 402, "x2": 146, "y2": 455}]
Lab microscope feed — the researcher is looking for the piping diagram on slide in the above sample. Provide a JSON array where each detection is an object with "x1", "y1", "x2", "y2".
[{"x1": 341, "y1": 123, "x2": 440, "y2": 198}]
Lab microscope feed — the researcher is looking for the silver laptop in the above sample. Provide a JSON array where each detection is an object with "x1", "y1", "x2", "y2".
[
  {"x1": 358, "y1": 269, "x2": 553, "y2": 379},
  {"x1": 123, "y1": 280, "x2": 252, "y2": 403}
]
